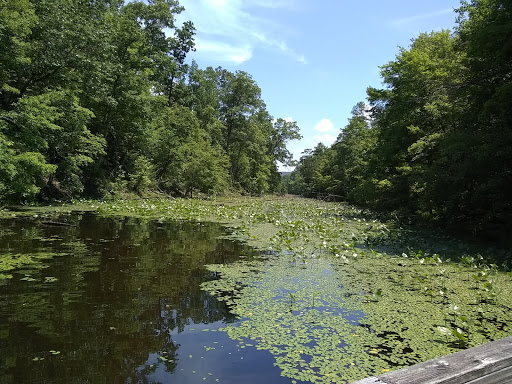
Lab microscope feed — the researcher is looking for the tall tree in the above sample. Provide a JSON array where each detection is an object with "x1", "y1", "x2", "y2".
[
  {"x1": 452, "y1": 0, "x2": 512, "y2": 230},
  {"x1": 216, "y1": 69, "x2": 265, "y2": 187},
  {"x1": 367, "y1": 30, "x2": 465, "y2": 214},
  {"x1": 330, "y1": 102, "x2": 377, "y2": 202}
]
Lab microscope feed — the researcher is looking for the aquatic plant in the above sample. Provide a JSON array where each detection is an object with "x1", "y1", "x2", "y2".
[{"x1": 4, "y1": 196, "x2": 512, "y2": 383}]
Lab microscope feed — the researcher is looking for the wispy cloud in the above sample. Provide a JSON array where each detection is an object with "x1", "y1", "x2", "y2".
[
  {"x1": 178, "y1": 0, "x2": 305, "y2": 65},
  {"x1": 391, "y1": 8, "x2": 453, "y2": 27},
  {"x1": 195, "y1": 39, "x2": 253, "y2": 63}
]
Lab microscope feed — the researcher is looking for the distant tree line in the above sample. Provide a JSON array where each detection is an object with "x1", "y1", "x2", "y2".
[
  {"x1": 287, "y1": 0, "x2": 512, "y2": 238},
  {"x1": 0, "y1": 0, "x2": 301, "y2": 203}
]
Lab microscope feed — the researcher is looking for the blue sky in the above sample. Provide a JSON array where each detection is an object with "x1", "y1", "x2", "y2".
[{"x1": 176, "y1": 0, "x2": 461, "y2": 170}]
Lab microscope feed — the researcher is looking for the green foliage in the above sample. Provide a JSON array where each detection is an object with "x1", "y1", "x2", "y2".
[
  {"x1": 289, "y1": 143, "x2": 334, "y2": 197},
  {"x1": 0, "y1": 0, "x2": 36, "y2": 98},
  {"x1": 0, "y1": 134, "x2": 55, "y2": 203},
  {"x1": 365, "y1": 30, "x2": 466, "y2": 215},
  {"x1": 1, "y1": 90, "x2": 105, "y2": 200},
  {"x1": 129, "y1": 156, "x2": 155, "y2": 195},
  {"x1": 329, "y1": 103, "x2": 378, "y2": 203},
  {"x1": 269, "y1": 118, "x2": 302, "y2": 165},
  {"x1": 180, "y1": 130, "x2": 230, "y2": 197},
  {"x1": 451, "y1": 0, "x2": 512, "y2": 231},
  {"x1": 0, "y1": 0, "x2": 300, "y2": 204}
]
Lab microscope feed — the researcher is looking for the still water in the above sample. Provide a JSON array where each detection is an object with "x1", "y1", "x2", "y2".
[{"x1": 0, "y1": 212, "x2": 291, "y2": 383}]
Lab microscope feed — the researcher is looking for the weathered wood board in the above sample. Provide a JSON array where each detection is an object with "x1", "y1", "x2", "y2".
[{"x1": 352, "y1": 336, "x2": 512, "y2": 384}]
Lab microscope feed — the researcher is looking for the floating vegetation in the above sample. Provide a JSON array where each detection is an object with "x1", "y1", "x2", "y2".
[
  {"x1": 202, "y1": 257, "x2": 377, "y2": 383},
  {"x1": 4, "y1": 197, "x2": 512, "y2": 383},
  {"x1": 93, "y1": 197, "x2": 512, "y2": 383},
  {"x1": 0, "y1": 252, "x2": 59, "y2": 280},
  {"x1": 201, "y1": 232, "x2": 511, "y2": 381}
]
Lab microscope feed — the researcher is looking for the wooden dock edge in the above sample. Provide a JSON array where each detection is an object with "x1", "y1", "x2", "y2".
[{"x1": 352, "y1": 336, "x2": 512, "y2": 384}]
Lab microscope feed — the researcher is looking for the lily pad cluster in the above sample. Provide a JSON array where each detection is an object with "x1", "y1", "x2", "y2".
[{"x1": 201, "y1": 248, "x2": 511, "y2": 381}]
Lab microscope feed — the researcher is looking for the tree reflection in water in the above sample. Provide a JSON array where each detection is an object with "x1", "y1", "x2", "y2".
[{"x1": 0, "y1": 213, "x2": 262, "y2": 383}]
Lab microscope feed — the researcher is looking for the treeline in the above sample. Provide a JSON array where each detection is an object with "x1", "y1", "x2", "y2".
[
  {"x1": 288, "y1": 0, "x2": 512, "y2": 237},
  {"x1": 0, "y1": 0, "x2": 300, "y2": 203}
]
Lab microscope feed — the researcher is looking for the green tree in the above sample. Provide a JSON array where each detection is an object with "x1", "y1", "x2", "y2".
[
  {"x1": 0, "y1": 132, "x2": 55, "y2": 203},
  {"x1": 290, "y1": 143, "x2": 333, "y2": 197},
  {"x1": 268, "y1": 118, "x2": 301, "y2": 165},
  {"x1": 1, "y1": 90, "x2": 105, "y2": 201},
  {"x1": 450, "y1": 0, "x2": 512, "y2": 231},
  {"x1": 331, "y1": 102, "x2": 378, "y2": 203},
  {"x1": 216, "y1": 69, "x2": 265, "y2": 185},
  {"x1": 180, "y1": 130, "x2": 230, "y2": 197},
  {"x1": 0, "y1": 0, "x2": 300, "y2": 202},
  {"x1": 186, "y1": 64, "x2": 223, "y2": 141},
  {"x1": 149, "y1": 105, "x2": 199, "y2": 195},
  {"x1": 367, "y1": 30, "x2": 465, "y2": 214},
  {"x1": 129, "y1": 155, "x2": 155, "y2": 195},
  {"x1": 0, "y1": 0, "x2": 36, "y2": 106},
  {"x1": 82, "y1": 0, "x2": 187, "y2": 192}
]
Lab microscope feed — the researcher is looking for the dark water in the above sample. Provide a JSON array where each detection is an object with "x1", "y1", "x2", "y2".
[{"x1": 0, "y1": 213, "x2": 290, "y2": 384}]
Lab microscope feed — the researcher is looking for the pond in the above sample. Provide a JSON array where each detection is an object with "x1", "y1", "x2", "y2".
[
  {"x1": 0, "y1": 212, "x2": 294, "y2": 384},
  {"x1": 2, "y1": 198, "x2": 512, "y2": 384}
]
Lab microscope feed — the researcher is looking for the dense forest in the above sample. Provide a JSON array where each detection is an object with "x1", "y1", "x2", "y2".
[
  {"x1": 287, "y1": 0, "x2": 512, "y2": 238},
  {"x1": 0, "y1": 0, "x2": 301, "y2": 202}
]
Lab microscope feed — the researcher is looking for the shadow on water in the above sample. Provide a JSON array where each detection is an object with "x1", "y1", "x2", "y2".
[{"x1": 0, "y1": 212, "x2": 292, "y2": 384}]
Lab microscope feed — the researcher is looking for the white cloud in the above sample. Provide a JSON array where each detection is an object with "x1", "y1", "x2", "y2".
[
  {"x1": 314, "y1": 118, "x2": 335, "y2": 133},
  {"x1": 392, "y1": 8, "x2": 453, "y2": 27},
  {"x1": 195, "y1": 39, "x2": 253, "y2": 63},
  {"x1": 313, "y1": 134, "x2": 337, "y2": 146},
  {"x1": 178, "y1": 0, "x2": 305, "y2": 65}
]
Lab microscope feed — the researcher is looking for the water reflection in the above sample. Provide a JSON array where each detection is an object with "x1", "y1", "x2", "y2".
[{"x1": 0, "y1": 213, "x2": 288, "y2": 383}]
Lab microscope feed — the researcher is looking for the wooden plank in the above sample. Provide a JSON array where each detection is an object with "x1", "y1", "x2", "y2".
[
  {"x1": 353, "y1": 378, "x2": 386, "y2": 384},
  {"x1": 465, "y1": 365, "x2": 512, "y2": 384},
  {"x1": 351, "y1": 336, "x2": 512, "y2": 384}
]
